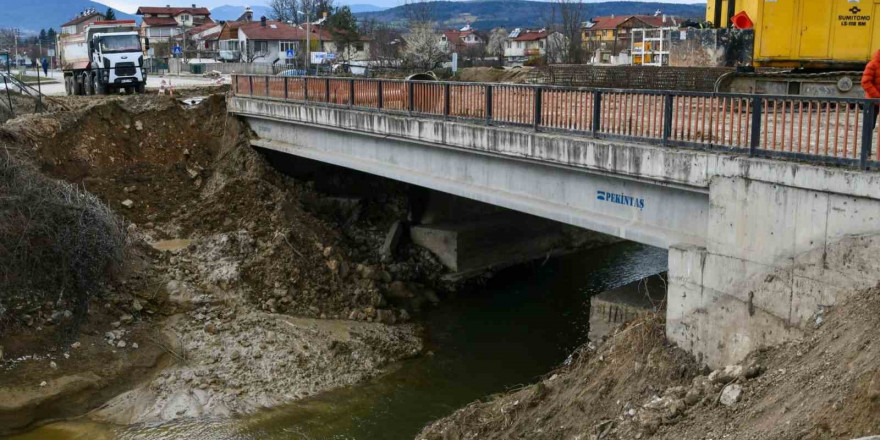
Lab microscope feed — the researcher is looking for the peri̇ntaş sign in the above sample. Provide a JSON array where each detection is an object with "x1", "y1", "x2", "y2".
[{"x1": 597, "y1": 190, "x2": 645, "y2": 210}]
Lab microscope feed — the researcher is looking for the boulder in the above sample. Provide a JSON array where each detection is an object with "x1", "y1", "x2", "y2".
[{"x1": 720, "y1": 384, "x2": 743, "y2": 406}]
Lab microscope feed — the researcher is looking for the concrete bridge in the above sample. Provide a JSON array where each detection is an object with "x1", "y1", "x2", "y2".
[{"x1": 228, "y1": 75, "x2": 880, "y2": 368}]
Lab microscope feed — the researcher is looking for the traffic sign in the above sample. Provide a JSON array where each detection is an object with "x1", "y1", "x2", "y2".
[
  {"x1": 286, "y1": 48, "x2": 295, "y2": 58},
  {"x1": 173, "y1": 46, "x2": 182, "y2": 55}
]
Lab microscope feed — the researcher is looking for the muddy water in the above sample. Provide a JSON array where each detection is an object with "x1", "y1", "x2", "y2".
[{"x1": 6, "y1": 242, "x2": 667, "y2": 440}]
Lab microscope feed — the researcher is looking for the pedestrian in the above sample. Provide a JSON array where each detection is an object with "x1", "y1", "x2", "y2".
[
  {"x1": 861, "y1": 49, "x2": 880, "y2": 127},
  {"x1": 41, "y1": 58, "x2": 48, "y2": 76}
]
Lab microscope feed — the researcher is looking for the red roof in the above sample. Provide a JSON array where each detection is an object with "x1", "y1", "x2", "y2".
[
  {"x1": 442, "y1": 29, "x2": 476, "y2": 42},
  {"x1": 239, "y1": 20, "x2": 307, "y2": 40},
  {"x1": 62, "y1": 12, "x2": 105, "y2": 27},
  {"x1": 513, "y1": 30, "x2": 549, "y2": 42},
  {"x1": 136, "y1": 6, "x2": 211, "y2": 16},
  {"x1": 187, "y1": 22, "x2": 220, "y2": 35},
  {"x1": 142, "y1": 16, "x2": 179, "y2": 26},
  {"x1": 587, "y1": 15, "x2": 678, "y2": 30}
]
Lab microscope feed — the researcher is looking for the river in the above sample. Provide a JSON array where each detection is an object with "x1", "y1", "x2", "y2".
[{"x1": 6, "y1": 241, "x2": 667, "y2": 440}]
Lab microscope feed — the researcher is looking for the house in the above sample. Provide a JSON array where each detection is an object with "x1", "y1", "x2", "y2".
[
  {"x1": 187, "y1": 21, "x2": 223, "y2": 58},
  {"x1": 136, "y1": 5, "x2": 213, "y2": 44},
  {"x1": 61, "y1": 9, "x2": 106, "y2": 35},
  {"x1": 440, "y1": 24, "x2": 484, "y2": 54},
  {"x1": 503, "y1": 28, "x2": 564, "y2": 65},
  {"x1": 581, "y1": 15, "x2": 678, "y2": 64},
  {"x1": 237, "y1": 18, "x2": 316, "y2": 64}
]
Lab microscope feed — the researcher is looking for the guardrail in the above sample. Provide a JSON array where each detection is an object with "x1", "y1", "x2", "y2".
[{"x1": 232, "y1": 74, "x2": 880, "y2": 170}]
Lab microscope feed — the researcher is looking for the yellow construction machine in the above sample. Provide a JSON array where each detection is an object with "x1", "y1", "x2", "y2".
[{"x1": 708, "y1": 0, "x2": 878, "y2": 96}]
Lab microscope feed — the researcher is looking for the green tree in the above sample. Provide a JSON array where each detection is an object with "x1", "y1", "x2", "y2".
[
  {"x1": 327, "y1": 6, "x2": 359, "y2": 60},
  {"x1": 39, "y1": 29, "x2": 47, "y2": 43},
  {"x1": 46, "y1": 28, "x2": 56, "y2": 43},
  {"x1": 105, "y1": 8, "x2": 116, "y2": 20}
]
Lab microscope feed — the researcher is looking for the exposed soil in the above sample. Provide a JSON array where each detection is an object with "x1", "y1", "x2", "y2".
[
  {"x1": 455, "y1": 67, "x2": 535, "y2": 84},
  {"x1": 418, "y1": 286, "x2": 880, "y2": 440},
  {"x1": 0, "y1": 91, "x2": 435, "y2": 434}
]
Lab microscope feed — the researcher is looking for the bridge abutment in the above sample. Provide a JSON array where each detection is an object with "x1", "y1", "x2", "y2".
[{"x1": 668, "y1": 175, "x2": 880, "y2": 368}]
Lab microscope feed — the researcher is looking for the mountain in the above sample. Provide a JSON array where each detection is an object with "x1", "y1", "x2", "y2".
[
  {"x1": 356, "y1": 1, "x2": 706, "y2": 29},
  {"x1": 348, "y1": 4, "x2": 386, "y2": 13},
  {"x1": 0, "y1": 0, "x2": 136, "y2": 34},
  {"x1": 209, "y1": 5, "x2": 274, "y2": 22}
]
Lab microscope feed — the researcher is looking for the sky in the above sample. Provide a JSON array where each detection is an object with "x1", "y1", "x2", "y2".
[{"x1": 100, "y1": 0, "x2": 705, "y2": 15}]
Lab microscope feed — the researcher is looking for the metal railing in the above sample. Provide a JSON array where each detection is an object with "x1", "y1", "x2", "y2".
[{"x1": 232, "y1": 74, "x2": 880, "y2": 170}]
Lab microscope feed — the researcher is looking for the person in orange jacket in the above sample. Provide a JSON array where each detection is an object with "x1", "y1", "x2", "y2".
[{"x1": 862, "y1": 50, "x2": 880, "y2": 127}]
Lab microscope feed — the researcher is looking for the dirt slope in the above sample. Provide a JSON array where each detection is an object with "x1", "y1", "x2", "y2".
[{"x1": 419, "y1": 287, "x2": 880, "y2": 440}]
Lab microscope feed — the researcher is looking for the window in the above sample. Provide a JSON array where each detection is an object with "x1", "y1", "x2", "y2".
[
  {"x1": 221, "y1": 40, "x2": 240, "y2": 51},
  {"x1": 517, "y1": 41, "x2": 523, "y2": 48},
  {"x1": 354, "y1": 42, "x2": 364, "y2": 52},
  {"x1": 279, "y1": 41, "x2": 298, "y2": 56},
  {"x1": 148, "y1": 27, "x2": 172, "y2": 38},
  {"x1": 180, "y1": 14, "x2": 191, "y2": 22},
  {"x1": 506, "y1": 41, "x2": 511, "y2": 49},
  {"x1": 538, "y1": 40, "x2": 544, "y2": 49},
  {"x1": 253, "y1": 40, "x2": 268, "y2": 53}
]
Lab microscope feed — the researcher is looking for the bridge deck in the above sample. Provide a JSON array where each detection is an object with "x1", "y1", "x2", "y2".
[{"x1": 233, "y1": 75, "x2": 880, "y2": 170}]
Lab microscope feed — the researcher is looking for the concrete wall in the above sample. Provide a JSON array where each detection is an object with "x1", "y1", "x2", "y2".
[{"x1": 229, "y1": 96, "x2": 880, "y2": 368}]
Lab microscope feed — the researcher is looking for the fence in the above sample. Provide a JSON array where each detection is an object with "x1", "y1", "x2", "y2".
[{"x1": 233, "y1": 75, "x2": 880, "y2": 169}]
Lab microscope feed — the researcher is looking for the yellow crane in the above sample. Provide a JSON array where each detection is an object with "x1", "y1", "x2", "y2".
[{"x1": 707, "y1": 0, "x2": 878, "y2": 96}]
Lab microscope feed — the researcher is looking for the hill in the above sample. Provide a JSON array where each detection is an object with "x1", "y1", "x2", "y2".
[
  {"x1": 0, "y1": 0, "x2": 135, "y2": 34},
  {"x1": 356, "y1": 1, "x2": 706, "y2": 29}
]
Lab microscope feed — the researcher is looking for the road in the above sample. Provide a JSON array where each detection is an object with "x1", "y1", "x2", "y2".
[{"x1": 1, "y1": 69, "x2": 228, "y2": 96}]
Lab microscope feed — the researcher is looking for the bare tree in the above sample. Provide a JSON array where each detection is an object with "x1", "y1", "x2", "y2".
[
  {"x1": 486, "y1": 28, "x2": 509, "y2": 61},
  {"x1": 402, "y1": 23, "x2": 445, "y2": 70},
  {"x1": 554, "y1": 0, "x2": 585, "y2": 63},
  {"x1": 364, "y1": 21, "x2": 402, "y2": 64},
  {"x1": 270, "y1": 0, "x2": 297, "y2": 23}
]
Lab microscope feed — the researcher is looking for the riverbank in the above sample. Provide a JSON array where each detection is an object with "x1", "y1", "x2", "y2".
[{"x1": 0, "y1": 92, "x2": 435, "y2": 434}]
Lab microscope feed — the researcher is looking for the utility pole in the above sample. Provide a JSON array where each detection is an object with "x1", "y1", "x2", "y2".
[{"x1": 13, "y1": 28, "x2": 18, "y2": 69}]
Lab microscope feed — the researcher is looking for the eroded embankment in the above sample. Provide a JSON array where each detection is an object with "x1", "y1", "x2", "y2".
[
  {"x1": 0, "y1": 93, "x2": 440, "y2": 434},
  {"x1": 418, "y1": 284, "x2": 880, "y2": 440}
]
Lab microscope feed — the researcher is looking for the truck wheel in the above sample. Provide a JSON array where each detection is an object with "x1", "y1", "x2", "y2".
[
  {"x1": 135, "y1": 83, "x2": 146, "y2": 94},
  {"x1": 124, "y1": 86, "x2": 133, "y2": 95},
  {"x1": 85, "y1": 74, "x2": 95, "y2": 95},
  {"x1": 74, "y1": 75, "x2": 85, "y2": 96},
  {"x1": 64, "y1": 77, "x2": 72, "y2": 96},
  {"x1": 92, "y1": 74, "x2": 106, "y2": 95}
]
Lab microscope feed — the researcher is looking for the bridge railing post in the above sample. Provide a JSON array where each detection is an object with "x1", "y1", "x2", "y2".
[
  {"x1": 265, "y1": 75, "x2": 270, "y2": 96},
  {"x1": 283, "y1": 77, "x2": 289, "y2": 100},
  {"x1": 591, "y1": 91, "x2": 602, "y2": 135},
  {"x1": 444, "y1": 83, "x2": 451, "y2": 117},
  {"x1": 749, "y1": 96, "x2": 763, "y2": 156},
  {"x1": 533, "y1": 87, "x2": 543, "y2": 131},
  {"x1": 349, "y1": 78, "x2": 355, "y2": 107},
  {"x1": 325, "y1": 78, "x2": 331, "y2": 103},
  {"x1": 304, "y1": 77, "x2": 310, "y2": 102},
  {"x1": 860, "y1": 100, "x2": 875, "y2": 169},
  {"x1": 408, "y1": 81, "x2": 415, "y2": 113},
  {"x1": 485, "y1": 84, "x2": 493, "y2": 124},
  {"x1": 662, "y1": 94, "x2": 674, "y2": 146},
  {"x1": 248, "y1": 76, "x2": 253, "y2": 96},
  {"x1": 377, "y1": 81, "x2": 384, "y2": 109}
]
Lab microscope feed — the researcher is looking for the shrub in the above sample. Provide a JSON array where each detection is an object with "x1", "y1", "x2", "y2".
[{"x1": 0, "y1": 147, "x2": 128, "y2": 336}]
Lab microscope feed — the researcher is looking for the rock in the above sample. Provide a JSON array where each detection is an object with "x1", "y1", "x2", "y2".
[
  {"x1": 204, "y1": 323, "x2": 218, "y2": 334},
  {"x1": 49, "y1": 361, "x2": 57, "y2": 369},
  {"x1": 327, "y1": 259, "x2": 340, "y2": 274},
  {"x1": 683, "y1": 388, "x2": 701, "y2": 406},
  {"x1": 116, "y1": 340, "x2": 127, "y2": 348},
  {"x1": 134, "y1": 120, "x2": 143, "y2": 131},
  {"x1": 387, "y1": 281, "x2": 415, "y2": 299},
  {"x1": 720, "y1": 384, "x2": 743, "y2": 406},
  {"x1": 132, "y1": 343, "x2": 139, "y2": 349},
  {"x1": 121, "y1": 199, "x2": 135, "y2": 209},
  {"x1": 132, "y1": 299, "x2": 143, "y2": 312},
  {"x1": 376, "y1": 309, "x2": 396, "y2": 325},
  {"x1": 230, "y1": 350, "x2": 240, "y2": 361},
  {"x1": 120, "y1": 314, "x2": 134, "y2": 325},
  {"x1": 364, "y1": 307, "x2": 376, "y2": 319},
  {"x1": 40, "y1": 381, "x2": 47, "y2": 387},
  {"x1": 380, "y1": 220, "x2": 404, "y2": 261},
  {"x1": 398, "y1": 308, "x2": 411, "y2": 322},
  {"x1": 709, "y1": 365, "x2": 743, "y2": 384},
  {"x1": 111, "y1": 321, "x2": 121, "y2": 329}
]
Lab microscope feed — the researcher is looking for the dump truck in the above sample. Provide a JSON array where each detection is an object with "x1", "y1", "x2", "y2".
[
  {"x1": 707, "y1": 0, "x2": 879, "y2": 96},
  {"x1": 57, "y1": 20, "x2": 148, "y2": 95}
]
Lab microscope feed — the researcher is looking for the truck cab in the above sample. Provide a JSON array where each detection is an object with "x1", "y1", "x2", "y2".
[{"x1": 90, "y1": 31, "x2": 146, "y2": 93}]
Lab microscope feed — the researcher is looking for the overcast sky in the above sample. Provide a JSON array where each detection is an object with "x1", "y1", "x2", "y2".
[{"x1": 100, "y1": 0, "x2": 706, "y2": 15}]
